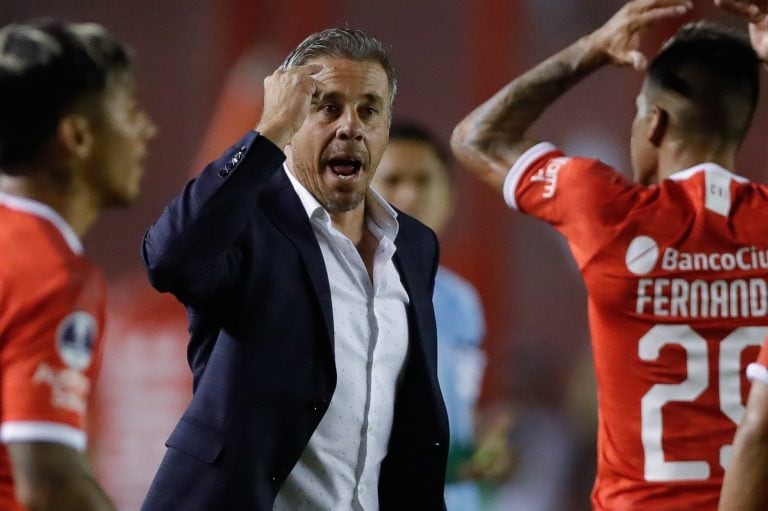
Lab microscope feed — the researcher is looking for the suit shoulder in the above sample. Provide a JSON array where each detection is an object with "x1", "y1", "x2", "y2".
[{"x1": 394, "y1": 209, "x2": 437, "y2": 244}]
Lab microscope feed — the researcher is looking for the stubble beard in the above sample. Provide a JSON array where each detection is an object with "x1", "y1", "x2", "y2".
[{"x1": 322, "y1": 189, "x2": 366, "y2": 214}]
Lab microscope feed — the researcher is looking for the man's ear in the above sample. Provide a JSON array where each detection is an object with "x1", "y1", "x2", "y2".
[
  {"x1": 57, "y1": 114, "x2": 94, "y2": 160},
  {"x1": 648, "y1": 106, "x2": 668, "y2": 147}
]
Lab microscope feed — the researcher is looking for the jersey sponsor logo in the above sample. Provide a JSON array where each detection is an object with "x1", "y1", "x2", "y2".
[
  {"x1": 55, "y1": 311, "x2": 97, "y2": 370},
  {"x1": 628, "y1": 237, "x2": 768, "y2": 318},
  {"x1": 529, "y1": 157, "x2": 565, "y2": 199},
  {"x1": 33, "y1": 362, "x2": 91, "y2": 414},
  {"x1": 626, "y1": 236, "x2": 768, "y2": 275},
  {"x1": 662, "y1": 247, "x2": 768, "y2": 273},
  {"x1": 626, "y1": 236, "x2": 660, "y2": 275}
]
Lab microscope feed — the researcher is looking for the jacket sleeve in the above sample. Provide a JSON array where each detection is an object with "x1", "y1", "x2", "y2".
[{"x1": 141, "y1": 131, "x2": 286, "y2": 307}]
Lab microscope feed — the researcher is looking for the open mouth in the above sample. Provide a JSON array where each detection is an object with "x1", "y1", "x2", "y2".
[{"x1": 328, "y1": 157, "x2": 362, "y2": 179}]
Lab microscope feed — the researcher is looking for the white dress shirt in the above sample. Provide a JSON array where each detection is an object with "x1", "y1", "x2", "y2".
[{"x1": 274, "y1": 165, "x2": 410, "y2": 511}]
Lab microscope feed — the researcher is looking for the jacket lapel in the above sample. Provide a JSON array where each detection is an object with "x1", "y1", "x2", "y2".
[
  {"x1": 393, "y1": 243, "x2": 438, "y2": 377},
  {"x1": 260, "y1": 171, "x2": 334, "y2": 343}
]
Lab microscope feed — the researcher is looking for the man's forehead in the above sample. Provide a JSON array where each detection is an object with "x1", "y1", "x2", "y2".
[{"x1": 309, "y1": 57, "x2": 388, "y2": 96}]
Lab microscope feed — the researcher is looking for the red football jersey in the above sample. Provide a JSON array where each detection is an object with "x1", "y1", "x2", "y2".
[
  {"x1": 0, "y1": 193, "x2": 105, "y2": 510},
  {"x1": 506, "y1": 143, "x2": 768, "y2": 510}
]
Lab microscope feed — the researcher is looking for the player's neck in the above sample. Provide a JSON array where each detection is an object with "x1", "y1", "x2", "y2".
[
  {"x1": 656, "y1": 142, "x2": 738, "y2": 181},
  {"x1": 0, "y1": 171, "x2": 101, "y2": 237}
]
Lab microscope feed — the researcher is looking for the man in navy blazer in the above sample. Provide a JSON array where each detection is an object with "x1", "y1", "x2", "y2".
[{"x1": 140, "y1": 28, "x2": 449, "y2": 510}]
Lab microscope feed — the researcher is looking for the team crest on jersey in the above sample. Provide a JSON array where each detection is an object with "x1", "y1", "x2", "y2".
[
  {"x1": 55, "y1": 311, "x2": 97, "y2": 370},
  {"x1": 625, "y1": 236, "x2": 659, "y2": 275}
]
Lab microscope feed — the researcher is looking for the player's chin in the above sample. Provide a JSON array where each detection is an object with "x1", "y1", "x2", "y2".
[{"x1": 106, "y1": 183, "x2": 141, "y2": 208}]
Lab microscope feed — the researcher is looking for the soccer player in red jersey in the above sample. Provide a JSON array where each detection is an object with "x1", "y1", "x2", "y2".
[
  {"x1": 0, "y1": 20, "x2": 155, "y2": 510},
  {"x1": 717, "y1": 3, "x2": 768, "y2": 509},
  {"x1": 452, "y1": 0, "x2": 768, "y2": 509}
]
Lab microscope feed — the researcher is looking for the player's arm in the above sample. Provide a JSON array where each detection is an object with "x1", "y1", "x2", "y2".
[
  {"x1": 450, "y1": 0, "x2": 692, "y2": 192},
  {"x1": 7, "y1": 441, "x2": 115, "y2": 511},
  {"x1": 715, "y1": 0, "x2": 768, "y2": 64},
  {"x1": 718, "y1": 378, "x2": 768, "y2": 511}
]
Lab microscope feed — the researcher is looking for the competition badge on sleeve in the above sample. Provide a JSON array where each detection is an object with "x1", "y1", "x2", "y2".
[
  {"x1": 55, "y1": 311, "x2": 97, "y2": 370},
  {"x1": 31, "y1": 311, "x2": 97, "y2": 415}
]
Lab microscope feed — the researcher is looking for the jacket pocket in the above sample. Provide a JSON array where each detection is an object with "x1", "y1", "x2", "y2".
[{"x1": 166, "y1": 417, "x2": 227, "y2": 464}]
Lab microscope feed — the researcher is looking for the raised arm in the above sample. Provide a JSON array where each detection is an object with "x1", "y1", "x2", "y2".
[
  {"x1": 718, "y1": 378, "x2": 768, "y2": 511},
  {"x1": 450, "y1": 0, "x2": 692, "y2": 192},
  {"x1": 142, "y1": 64, "x2": 323, "y2": 306},
  {"x1": 715, "y1": 0, "x2": 768, "y2": 64}
]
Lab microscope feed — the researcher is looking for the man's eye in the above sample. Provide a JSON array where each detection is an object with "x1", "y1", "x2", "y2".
[{"x1": 322, "y1": 104, "x2": 338, "y2": 114}]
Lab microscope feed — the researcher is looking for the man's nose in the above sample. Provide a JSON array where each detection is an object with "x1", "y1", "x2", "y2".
[{"x1": 336, "y1": 108, "x2": 364, "y2": 141}]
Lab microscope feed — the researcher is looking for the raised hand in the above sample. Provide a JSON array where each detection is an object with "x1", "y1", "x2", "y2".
[
  {"x1": 715, "y1": 0, "x2": 768, "y2": 62},
  {"x1": 256, "y1": 63, "x2": 323, "y2": 150},
  {"x1": 588, "y1": 0, "x2": 693, "y2": 70}
]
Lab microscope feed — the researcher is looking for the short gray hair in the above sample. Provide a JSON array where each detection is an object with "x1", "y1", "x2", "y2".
[{"x1": 283, "y1": 27, "x2": 397, "y2": 111}]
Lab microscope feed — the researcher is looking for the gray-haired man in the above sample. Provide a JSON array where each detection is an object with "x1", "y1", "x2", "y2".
[{"x1": 141, "y1": 27, "x2": 449, "y2": 511}]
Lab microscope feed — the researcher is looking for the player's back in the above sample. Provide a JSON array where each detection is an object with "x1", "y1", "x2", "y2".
[{"x1": 583, "y1": 163, "x2": 768, "y2": 510}]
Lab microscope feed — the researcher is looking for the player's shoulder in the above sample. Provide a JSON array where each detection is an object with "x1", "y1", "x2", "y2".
[
  {"x1": 2, "y1": 209, "x2": 74, "y2": 261},
  {"x1": 664, "y1": 164, "x2": 768, "y2": 215},
  {"x1": 517, "y1": 142, "x2": 625, "y2": 175},
  {"x1": 510, "y1": 142, "x2": 637, "y2": 204},
  {"x1": 0, "y1": 201, "x2": 84, "y2": 292}
]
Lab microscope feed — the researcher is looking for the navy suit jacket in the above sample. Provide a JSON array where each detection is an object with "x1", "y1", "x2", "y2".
[{"x1": 140, "y1": 132, "x2": 449, "y2": 510}]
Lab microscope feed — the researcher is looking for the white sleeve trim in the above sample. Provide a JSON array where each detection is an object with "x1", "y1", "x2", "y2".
[
  {"x1": 747, "y1": 363, "x2": 768, "y2": 386},
  {"x1": 0, "y1": 421, "x2": 86, "y2": 451},
  {"x1": 502, "y1": 142, "x2": 559, "y2": 210}
]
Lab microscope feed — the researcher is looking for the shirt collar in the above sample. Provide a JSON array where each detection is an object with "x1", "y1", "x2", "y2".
[
  {"x1": 283, "y1": 163, "x2": 399, "y2": 241},
  {"x1": 0, "y1": 190, "x2": 83, "y2": 255},
  {"x1": 667, "y1": 162, "x2": 749, "y2": 183}
]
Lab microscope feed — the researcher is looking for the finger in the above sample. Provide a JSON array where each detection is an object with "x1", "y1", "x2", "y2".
[
  {"x1": 716, "y1": 0, "x2": 765, "y2": 20},
  {"x1": 310, "y1": 89, "x2": 323, "y2": 106},
  {"x1": 631, "y1": 0, "x2": 693, "y2": 12},
  {"x1": 293, "y1": 63, "x2": 324, "y2": 75},
  {"x1": 628, "y1": 50, "x2": 649, "y2": 70},
  {"x1": 634, "y1": 2, "x2": 693, "y2": 26}
]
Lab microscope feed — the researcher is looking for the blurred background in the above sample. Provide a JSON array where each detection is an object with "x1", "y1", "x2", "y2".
[{"x1": 3, "y1": 1, "x2": 768, "y2": 509}]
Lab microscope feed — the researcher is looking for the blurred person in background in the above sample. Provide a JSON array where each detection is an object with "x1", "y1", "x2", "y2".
[
  {"x1": 372, "y1": 120, "x2": 512, "y2": 510},
  {"x1": 0, "y1": 18, "x2": 154, "y2": 511},
  {"x1": 452, "y1": 0, "x2": 768, "y2": 508}
]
